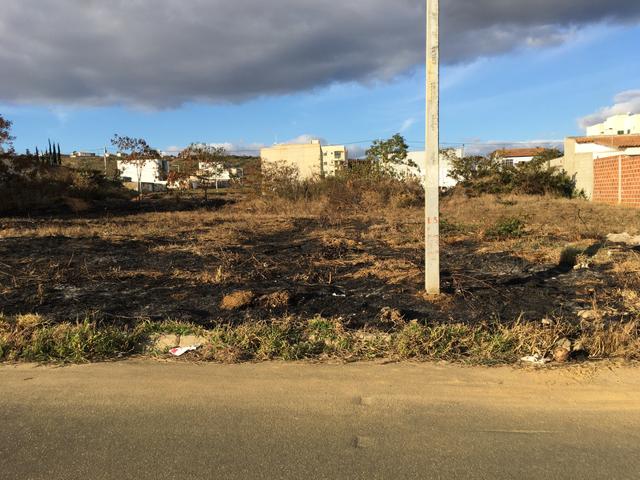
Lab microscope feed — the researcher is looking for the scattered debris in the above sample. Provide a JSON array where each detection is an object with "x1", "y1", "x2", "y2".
[
  {"x1": 259, "y1": 290, "x2": 291, "y2": 309},
  {"x1": 169, "y1": 345, "x2": 200, "y2": 357},
  {"x1": 607, "y1": 232, "x2": 640, "y2": 246},
  {"x1": 577, "y1": 310, "x2": 598, "y2": 320},
  {"x1": 520, "y1": 354, "x2": 551, "y2": 365},
  {"x1": 379, "y1": 307, "x2": 405, "y2": 326},
  {"x1": 553, "y1": 338, "x2": 572, "y2": 363}
]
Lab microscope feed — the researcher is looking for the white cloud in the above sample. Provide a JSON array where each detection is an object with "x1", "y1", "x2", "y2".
[
  {"x1": 578, "y1": 90, "x2": 640, "y2": 128},
  {"x1": 400, "y1": 118, "x2": 416, "y2": 133},
  {"x1": 281, "y1": 134, "x2": 327, "y2": 146}
]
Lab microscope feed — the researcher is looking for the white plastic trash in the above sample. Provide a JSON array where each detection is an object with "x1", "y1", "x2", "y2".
[{"x1": 169, "y1": 345, "x2": 200, "y2": 357}]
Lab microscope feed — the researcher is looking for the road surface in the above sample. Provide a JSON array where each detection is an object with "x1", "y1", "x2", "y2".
[{"x1": 1, "y1": 360, "x2": 639, "y2": 479}]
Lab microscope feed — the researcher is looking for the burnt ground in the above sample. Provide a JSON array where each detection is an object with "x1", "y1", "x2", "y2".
[{"x1": 1, "y1": 194, "x2": 638, "y2": 328}]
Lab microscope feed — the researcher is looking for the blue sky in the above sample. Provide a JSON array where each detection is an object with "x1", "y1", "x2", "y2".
[{"x1": 2, "y1": 9, "x2": 640, "y2": 156}]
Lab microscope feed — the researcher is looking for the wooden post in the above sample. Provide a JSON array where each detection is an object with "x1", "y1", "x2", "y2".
[{"x1": 425, "y1": 0, "x2": 440, "y2": 294}]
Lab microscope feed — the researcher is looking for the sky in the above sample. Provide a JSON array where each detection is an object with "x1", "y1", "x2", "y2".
[{"x1": 1, "y1": 0, "x2": 640, "y2": 156}]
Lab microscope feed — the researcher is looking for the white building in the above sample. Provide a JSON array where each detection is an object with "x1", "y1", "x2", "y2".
[
  {"x1": 586, "y1": 113, "x2": 640, "y2": 136},
  {"x1": 389, "y1": 148, "x2": 462, "y2": 188},
  {"x1": 117, "y1": 159, "x2": 170, "y2": 192}
]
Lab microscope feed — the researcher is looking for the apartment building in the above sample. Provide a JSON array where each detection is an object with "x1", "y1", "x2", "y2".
[
  {"x1": 260, "y1": 140, "x2": 347, "y2": 180},
  {"x1": 586, "y1": 113, "x2": 640, "y2": 136}
]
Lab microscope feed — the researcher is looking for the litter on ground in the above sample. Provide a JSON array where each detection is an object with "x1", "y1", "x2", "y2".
[{"x1": 169, "y1": 345, "x2": 201, "y2": 357}]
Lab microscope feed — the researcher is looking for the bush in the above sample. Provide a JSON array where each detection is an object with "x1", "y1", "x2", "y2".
[
  {"x1": 486, "y1": 217, "x2": 526, "y2": 240},
  {"x1": 450, "y1": 151, "x2": 575, "y2": 198},
  {"x1": 260, "y1": 161, "x2": 424, "y2": 209},
  {"x1": 0, "y1": 157, "x2": 133, "y2": 214}
]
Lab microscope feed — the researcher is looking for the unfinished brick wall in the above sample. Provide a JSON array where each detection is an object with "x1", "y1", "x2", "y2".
[
  {"x1": 593, "y1": 156, "x2": 640, "y2": 207},
  {"x1": 622, "y1": 157, "x2": 640, "y2": 207}
]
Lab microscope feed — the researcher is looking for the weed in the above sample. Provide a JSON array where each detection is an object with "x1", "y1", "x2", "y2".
[
  {"x1": 3, "y1": 314, "x2": 640, "y2": 364},
  {"x1": 0, "y1": 315, "x2": 147, "y2": 362},
  {"x1": 486, "y1": 217, "x2": 526, "y2": 240}
]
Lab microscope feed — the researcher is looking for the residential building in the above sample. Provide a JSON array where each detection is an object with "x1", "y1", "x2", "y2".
[
  {"x1": 260, "y1": 140, "x2": 347, "y2": 180},
  {"x1": 491, "y1": 147, "x2": 547, "y2": 166},
  {"x1": 550, "y1": 134, "x2": 640, "y2": 204},
  {"x1": 117, "y1": 158, "x2": 170, "y2": 192},
  {"x1": 70, "y1": 151, "x2": 97, "y2": 158},
  {"x1": 189, "y1": 161, "x2": 233, "y2": 189},
  {"x1": 586, "y1": 113, "x2": 640, "y2": 136},
  {"x1": 389, "y1": 148, "x2": 462, "y2": 188},
  {"x1": 321, "y1": 145, "x2": 347, "y2": 176}
]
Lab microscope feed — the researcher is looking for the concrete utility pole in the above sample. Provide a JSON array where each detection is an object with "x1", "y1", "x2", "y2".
[{"x1": 425, "y1": 0, "x2": 440, "y2": 294}]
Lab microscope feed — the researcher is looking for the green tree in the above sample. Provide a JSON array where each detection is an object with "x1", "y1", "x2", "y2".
[
  {"x1": 0, "y1": 114, "x2": 15, "y2": 156},
  {"x1": 365, "y1": 134, "x2": 413, "y2": 177},
  {"x1": 449, "y1": 149, "x2": 574, "y2": 198},
  {"x1": 531, "y1": 148, "x2": 563, "y2": 163}
]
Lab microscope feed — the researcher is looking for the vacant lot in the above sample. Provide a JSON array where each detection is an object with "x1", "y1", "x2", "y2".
[{"x1": 1, "y1": 189, "x2": 640, "y2": 362}]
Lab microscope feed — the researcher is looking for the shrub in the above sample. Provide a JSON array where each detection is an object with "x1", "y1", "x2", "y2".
[
  {"x1": 0, "y1": 157, "x2": 133, "y2": 214},
  {"x1": 486, "y1": 217, "x2": 526, "y2": 240},
  {"x1": 259, "y1": 161, "x2": 424, "y2": 209},
  {"x1": 450, "y1": 151, "x2": 575, "y2": 198}
]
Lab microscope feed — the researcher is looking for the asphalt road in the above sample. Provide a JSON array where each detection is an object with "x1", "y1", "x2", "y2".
[{"x1": 1, "y1": 361, "x2": 639, "y2": 479}]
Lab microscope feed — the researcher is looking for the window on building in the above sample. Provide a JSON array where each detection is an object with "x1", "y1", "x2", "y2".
[
  {"x1": 323, "y1": 151, "x2": 328, "y2": 156},
  {"x1": 618, "y1": 130, "x2": 625, "y2": 135},
  {"x1": 503, "y1": 159, "x2": 514, "y2": 168},
  {"x1": 334, "y1": 151, "x2": 342, "y2": 159}
]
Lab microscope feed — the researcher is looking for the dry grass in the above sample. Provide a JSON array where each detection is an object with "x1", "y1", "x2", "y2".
[
  {"x1": 2, "y1": 187, "x2": 640, "y2": 363},
  {"x1": 2, "y1": 314, "x2": 639, "y2": 364},
  {"x1": 220, "y1": 290, "x2": 255, "y2": 310}
]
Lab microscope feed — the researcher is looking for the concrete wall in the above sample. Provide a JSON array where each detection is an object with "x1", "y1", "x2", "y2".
[
  {"x1": 550, "y1": 139, "x2": 595, "y2": 198},
  {"x1": 261, "y1": 143, "x2": 323, "y2": 180}
]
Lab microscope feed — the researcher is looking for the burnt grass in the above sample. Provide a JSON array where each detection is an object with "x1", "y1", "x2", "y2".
[{"x1": 1, "y1": 192, "x2": 639, "y2": 333}]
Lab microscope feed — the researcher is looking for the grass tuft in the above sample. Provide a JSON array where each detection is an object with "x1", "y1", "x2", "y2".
[{"x1": 2, "y1": 314, "x2": 639, "y2": 365}]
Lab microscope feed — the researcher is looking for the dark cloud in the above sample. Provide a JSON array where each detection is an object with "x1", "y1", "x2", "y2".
[{"x1": 1, "y1": 0, "x2": 639, "y2": 107}]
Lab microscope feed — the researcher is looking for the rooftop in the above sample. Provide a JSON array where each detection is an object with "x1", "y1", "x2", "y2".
[
  {"x1": 491, "y1": 147, "x2": 547, "y2": 158},
  {"x1": 573, "y1": 134, "x2": 640, "y2": 149}
]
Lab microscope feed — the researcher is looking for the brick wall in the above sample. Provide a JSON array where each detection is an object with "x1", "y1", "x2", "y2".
[
  {"x1": 622, "y1": 157, "x2": 640, "y2": 207},
  {"x1": 593, "y1": 156, "x2": 640, "y2": 207}
]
